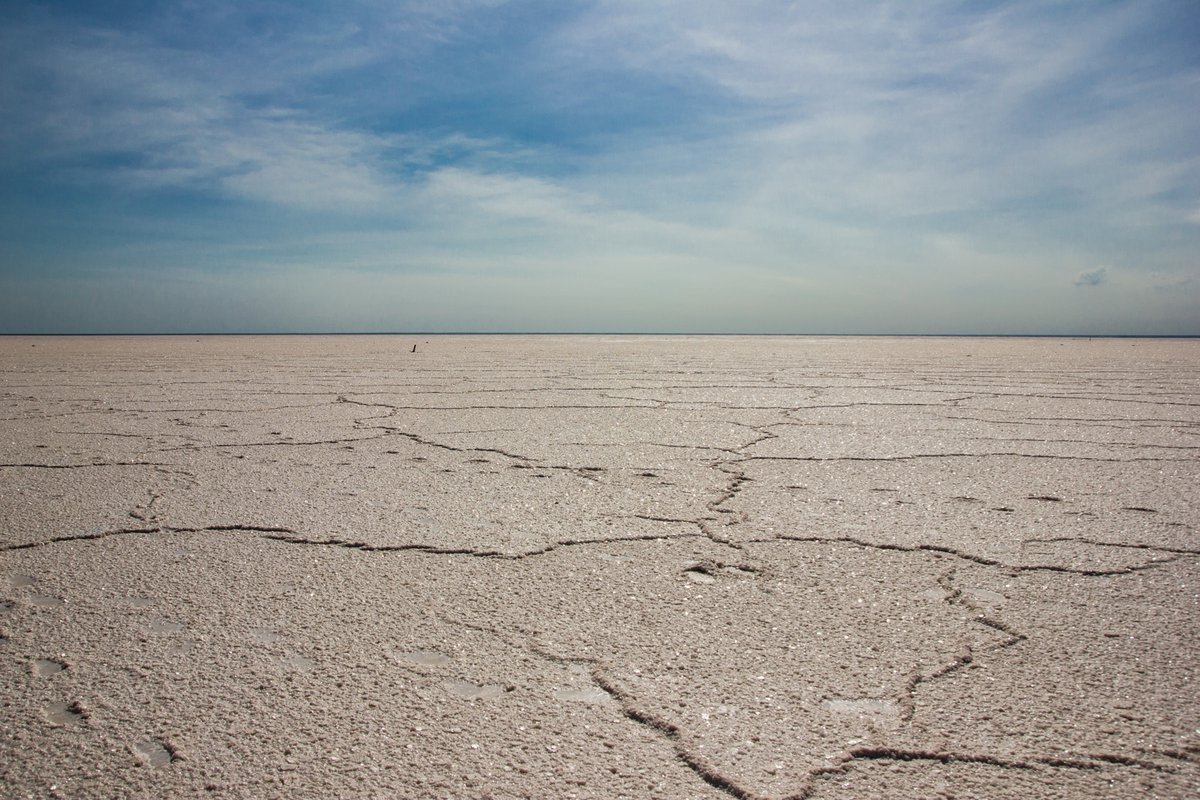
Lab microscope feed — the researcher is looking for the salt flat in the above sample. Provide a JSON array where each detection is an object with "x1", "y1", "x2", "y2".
[{"x1": 1, "y1": 334, "x2": 1197, "y2": 799}]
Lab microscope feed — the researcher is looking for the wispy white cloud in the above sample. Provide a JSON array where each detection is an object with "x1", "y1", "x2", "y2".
[
  {"x1": 1, "y1": 25, "x2": 383, "y2": 209},
  {"x1": 0, "y1": 3, "x2": 521, "y2": 211},
  {"x1": 553, "y1": 2, "x2": 1198, "y2": 222}
]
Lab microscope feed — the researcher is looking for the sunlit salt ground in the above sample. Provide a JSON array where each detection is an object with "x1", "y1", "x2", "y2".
[{"x1": 1, "y1": 334, "x2": 1198, "y2": 799}]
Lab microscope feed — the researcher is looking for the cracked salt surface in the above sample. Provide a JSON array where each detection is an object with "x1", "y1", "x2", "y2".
[{"x1": 1, "y1": 335, "x2": 1197, "y2": 799}]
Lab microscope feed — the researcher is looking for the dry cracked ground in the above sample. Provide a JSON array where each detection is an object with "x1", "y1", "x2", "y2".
[{"x1": 1, "y1": 334, "x2": 1197, "y2": 799}]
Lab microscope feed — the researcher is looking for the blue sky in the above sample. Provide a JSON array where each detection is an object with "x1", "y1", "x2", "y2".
[{"x1": 1, "y1": 1, "x2": 1197, "y2": 334}]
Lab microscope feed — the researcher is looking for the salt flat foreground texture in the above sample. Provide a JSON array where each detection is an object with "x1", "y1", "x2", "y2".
[{"x1": 1, "y1": 335, "x2": 1197, "y2": 799}]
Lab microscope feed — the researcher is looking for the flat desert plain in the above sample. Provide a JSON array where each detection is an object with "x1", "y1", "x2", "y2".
[{"x1": 1, "y1": 335, "x2": 1197, "y2": 799}]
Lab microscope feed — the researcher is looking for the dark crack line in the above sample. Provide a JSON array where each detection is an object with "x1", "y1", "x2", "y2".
[
  {"x1": 865, "y1": 385, "x2": 1200, "y2": 408},
  {"x1": 311, "y1": 398, "x2": 581, "y2": 470},
  {"x1": 775, "y1": 534, "x2": 1189, "y2": 577},
  {"x1": 628, "y1": 513, "x2": 702, "y2": 525},
  {"x1": 261, "y1": 528, "x2": 704, "y2": 560},
  {"x1": 792, "y1": 746, "x2": 1178, "y2": 798},
  {"x1": 357, "y1": 403, "x2": 663, "y2": 410},
  {"x1": 0, "y1": 461, "x2": 170, "y2": 470},
  {"x1": 1025, "y1": 536, "x2": 1200, "y2": 556},
  {"x1": 53, "y1": 430, "x2": 192, "y2": 441},
  {"x1": 5, "y1": 518, "x2": 706, "y2": 559},
  {"x1": 1015, "y1": 415, "x2": 1200, "y2": 427},
  {"x1": 428, "y1": 612, "x2": 761, "y2": 799},
  {"x1": 2, "y1": 526, "x2": 162, "y2": 551},
  {"x1": 1076, "y1": 752, "x2": 1178, "y2": 772},
  {"x1": 155, "y1": 433, "x2": 393, "y2": 452},
  {"x1": 1, "y1": 524, "x2": 298, "y2": 552},
  {"x1": 555, "y1": 440, "x2": 743, "y2": 456},
  {"x1": 848, "y1": 746, "x2": 1037, "y2": 770},
  {"x1": 129, "y1": 490, "x2": 163, "y2": 523},
  {"x1": 943, "y1": 414, "x2": 1200, "y2": 431},
  {"x1": 690, "y1": 420, "x2": 783, "y2": 552},
  {"x1": 603, "y1": 397, "x2": 819, "y2": 411},
  {"x1": 963, "y1": 435, "x2": 1200, "y2": 452},
  {"x1": 340, "y1": 392, "x2": 656, "y2": 414},
  {"x1": 898, "y1": 568, "x2": 1027, "y2": 721},
  {"x1": 337, "y1": 397, "x2": 508, "y2": 459},
  {"x1": 748, "y1": 452, "x2": 1194, "y2": 464},
  {"x1": 590, "y1": 669, "x2": 760, "y2": 799},
  {"x1": 387, "y1": 431, "x2": 536, "y2": 464},
  {"x1": 784, "y1": 402, "x2": 949, "y2": 413},
  {"x1": 344, "y1": 395, "x2": 709, "y2": 476},
  {"x1": 1139, "y1": 746, "x2": 1200, "y2": 766},
  {"x1": 262, "y1": 533, "x2": 508, "y2": 558}
]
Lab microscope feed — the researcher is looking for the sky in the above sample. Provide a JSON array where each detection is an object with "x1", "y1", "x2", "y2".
[{"x1": 1, "y1": 1, "x2": 1198, "y2": 335}]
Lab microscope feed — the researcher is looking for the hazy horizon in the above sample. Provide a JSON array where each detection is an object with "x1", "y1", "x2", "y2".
[
  {"x1": 2, "y1": 2, "x2": 1198, "y2": 336},
  {"x1": 4, "y1": 332, "x2": 1199, "y2": 341}
]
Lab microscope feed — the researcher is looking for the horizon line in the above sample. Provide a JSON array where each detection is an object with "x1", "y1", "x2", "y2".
[{"x1": 3, "y1": 332, "x2": 1198, "y2": 339}]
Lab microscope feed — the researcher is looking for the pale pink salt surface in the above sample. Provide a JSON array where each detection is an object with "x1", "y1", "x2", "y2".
[{"x1": 1, "y1": 335, "x2": 1197, "y2": 798}]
